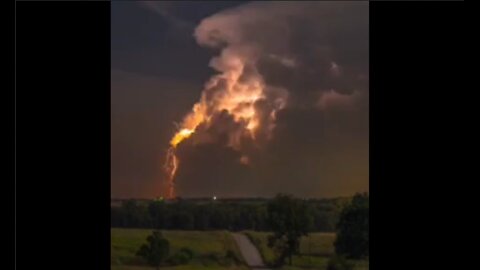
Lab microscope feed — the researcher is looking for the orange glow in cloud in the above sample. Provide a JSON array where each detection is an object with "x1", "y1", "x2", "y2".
[{"x1": 163, "y1": 55, "x2": 271, "y2": 199}]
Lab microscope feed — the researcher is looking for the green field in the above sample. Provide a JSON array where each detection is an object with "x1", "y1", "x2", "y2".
[
  {"x1": 244, "y1": 231, "x2": 368, "y2": 270},
  {"x1": 111, "y1": 228, "x2": 248, "y2": 270},
  {"x1": 111, "y1": 266, "x2": 247, "y2": 270},
  {"x1": 112, "y1": 228, "x2": 368, "y2": 270}
]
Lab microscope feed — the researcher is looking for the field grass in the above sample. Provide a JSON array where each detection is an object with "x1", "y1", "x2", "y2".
[
  {"x1": 111, "y1": 265, "x2": 248, "y2": 270},
  {"x1": 111, "y1": 228, "x2": 247, "y2": 270},
  {"x1": 244, "y1": 231, "x2": 368, "y2": 270},
  {"x1": 111, "y1": 228, "x2": 368, "y2": 270},
  {"x1": 244, "y1": 231, "x2": 335, "y2": 266}
]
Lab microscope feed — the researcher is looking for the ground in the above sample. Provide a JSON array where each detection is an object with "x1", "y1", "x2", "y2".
[
  {"x1": 231, "y1": 233, "x2": 266, "y2": 268},
  {"x1": 244, "y1": 231, "x2": 369, "y2": 270},
  {"x1": 111, "y1": 228, "x2": 368, "y2": 270},
  {"x1": 111, "y1": 228, "x2": 247, "y2": 270}
]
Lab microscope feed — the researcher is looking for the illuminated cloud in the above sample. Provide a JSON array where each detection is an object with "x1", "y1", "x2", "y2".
[{"x1": 166, "y1": 1, "x2": 369, "y2": 197}]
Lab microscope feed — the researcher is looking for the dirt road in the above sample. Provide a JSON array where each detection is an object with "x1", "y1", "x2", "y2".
[{"x1": 232, "y1": 233, "x2": 270, "y2": 270}]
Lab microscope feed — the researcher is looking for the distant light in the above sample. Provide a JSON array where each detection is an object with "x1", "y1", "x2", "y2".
[{"x1": 213, "y1": 196, "x2": 217, "y2": 200}]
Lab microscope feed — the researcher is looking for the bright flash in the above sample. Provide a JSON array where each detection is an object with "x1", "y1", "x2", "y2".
[{"x1": 170, "y1": 128, "x2": 194, "y2": 147}]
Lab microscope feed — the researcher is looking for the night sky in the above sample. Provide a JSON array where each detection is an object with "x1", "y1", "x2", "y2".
[{"x1": 111, "y1": 1, "x2": 369, "y2": 199}]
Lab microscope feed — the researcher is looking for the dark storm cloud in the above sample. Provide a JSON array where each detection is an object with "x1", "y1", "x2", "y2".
[
  {"x1": 172, "y1": 1, "x2": 369, "y2": 197},
  {"x1": 252, "y1": 104, "x2": 368, "y2": 197},
  {"x1": 138, "y1": 1, "x2": 194, "y2": 31},
  {"x1": 196, "y1": 1, "x2": 368, "y2": 107},
  {"x1": 111, "y1": 1, "x2": 215, "y2": 82},
  {"x1": 175, "y1": 141, "x2": 254, "y2": 198},
  {"x1": 111, "y1": 1, "x2": 369, "y2": 198}
]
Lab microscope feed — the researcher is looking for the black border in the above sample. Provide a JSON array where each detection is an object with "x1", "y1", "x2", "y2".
[
  {"x1": 16, "y1": 2, "x2": 110, "y2": 269},
  {"x1": 6, "y1": 0, "x2": 15, "y2": 269},
  {"x1": 370, "y1": 1, "x2": 464, "y2": 268}
]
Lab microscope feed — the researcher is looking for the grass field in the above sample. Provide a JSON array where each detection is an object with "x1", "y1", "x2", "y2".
[
  {"x1": 112, "y1": 228, "x2": 368, "y2": 270},
  {"x1": 111, "y1": 265, "x2": 248, "y2": 270},
  {"x1": 244, "y1": 231, "x2": 368, "y2": 270},
  {"x1": 111, "y1": 228, "x2": 248, "y2": 270}
]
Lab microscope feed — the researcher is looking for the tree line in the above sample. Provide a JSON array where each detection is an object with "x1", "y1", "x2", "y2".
[
  {"x1": 111, "y1": 197, "x2": 350, "y2": 232},
  {"x1": 133, "y1": 193, "x2": 369, "y2": 270}
]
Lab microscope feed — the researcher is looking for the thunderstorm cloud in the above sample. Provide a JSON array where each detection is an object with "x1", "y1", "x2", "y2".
[{"x1": 174, "y1": 1, "x2": 368, "y2": 198}]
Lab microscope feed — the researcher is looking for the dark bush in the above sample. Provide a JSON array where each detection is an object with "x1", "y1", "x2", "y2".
[
  {"x1": 179, "y1": 247, "x2": 194, "y2": 260},
  {"x1": 225, "y1": 249, "x2": 241, "y2": 264},
  {"x1": 327, "y1": 255, "x2": 354, "y2": 270},
  {"x1": 200, "y1": 253, "x2": 222, "y2": 266},
  {"x1": 136, "y1": 231, "x2": 170, "y2": 270},
  {"x1": 167, "y1": 248, "x2": 194, "y2": 265}
]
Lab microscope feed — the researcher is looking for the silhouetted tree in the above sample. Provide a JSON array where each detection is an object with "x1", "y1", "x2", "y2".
[
  {"x1": 136, "y1": 230, "x2": 170, "y2": 270},
  {"x1": 334, "y1": 193, "x2": 369, "y2": 259},
  {"x1": 266, "y1": 194, "x2": 313, "y2": 266}
]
